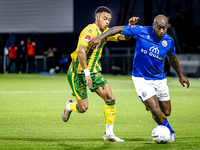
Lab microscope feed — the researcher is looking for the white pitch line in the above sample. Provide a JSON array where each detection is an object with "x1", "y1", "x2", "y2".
[
  {"x1": 113, "y1": 89, "x2": 135, "y2": 92},
  {"x1": 0, "y1": 90, "x2": 135, "y2": 94},
  {"x1": 0, "y1": 90, "x2": 71, "y2": 94},
  {"x1": 0, "y1": 89, "x2": 191, "y2": 94},
  {"x1": 167, "y1": 81, "x2": 200, "y2": 87},
  {"x1": 107, "y1": 79, "x2": 133, "y2": 83},
  {"x1": 3, "y1": 74, "x2": 200, "y2": 86}
]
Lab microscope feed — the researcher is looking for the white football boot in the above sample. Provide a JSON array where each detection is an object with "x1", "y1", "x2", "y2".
[
  {"x1": 103, "y1": 132, "x2": 125, "y2": 142},
  {"x1": 62, "y1": 100, "x2": 73, "y2": 122},
  {"x1": 169, "y1": 131, "x2": 176, "y2": 142}
]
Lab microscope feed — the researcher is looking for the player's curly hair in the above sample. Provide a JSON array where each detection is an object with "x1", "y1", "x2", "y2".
[{"x1": 95, "y1": 6, "x2": 111, "y2": 14}]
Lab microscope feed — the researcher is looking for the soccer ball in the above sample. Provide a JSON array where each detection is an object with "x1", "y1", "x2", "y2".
[{"x1": 152, "y1": 125, "x2": 170, "y2": 144}]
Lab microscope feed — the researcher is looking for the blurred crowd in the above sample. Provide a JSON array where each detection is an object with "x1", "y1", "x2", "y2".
[
  {"x1": 43, "y1": 47, "x2": 69, "y2": 74},
  {"x1": 5, "y1": 37, "x2": 36, "y2": 73},
  {"x1": 5, "y1": 37, "x2": 69, "y2": 74}
]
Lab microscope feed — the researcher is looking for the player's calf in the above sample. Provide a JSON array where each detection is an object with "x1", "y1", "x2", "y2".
[
  {"x1": 159, "y1": 100, "x2": 171, "y2": 117},
  {"x1": 150, "y1": 107, "x2": 167, "y2": 124},
  {"x1": 163, "y1": 109, "x2": 171, "y2": 117}
]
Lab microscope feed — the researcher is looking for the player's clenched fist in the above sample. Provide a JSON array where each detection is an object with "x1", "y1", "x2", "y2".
[{"x1": 129, "y1": 17, "x2": 140, "y2": 25}]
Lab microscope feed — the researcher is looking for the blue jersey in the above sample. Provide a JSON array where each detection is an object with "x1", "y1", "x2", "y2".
[{"x1": 123, "y1": 25, "x2": 176, "y2": 80}]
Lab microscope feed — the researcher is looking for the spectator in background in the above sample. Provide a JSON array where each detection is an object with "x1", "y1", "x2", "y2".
[
  {"x1": 52, "y1": 47, "x2": 61, "y2": 63},
  {"x1": 6, "y1": 43, "x2": 19, "y2": 73},
  {"x1": 58, "y1": 53, "x2": 69, "y2": 73},
  {"x1": 44, "y1": 47, "x2": 54, "y2": 71},
  {"x1": 52, "y1": 47, "x2": 61, "y2": 73},
  {"x1": 18, "y1": 40, "x2": 27, "y2": 73},
  {"x1": 27, "y1": 37, "x2": 36, "y2": 73}
]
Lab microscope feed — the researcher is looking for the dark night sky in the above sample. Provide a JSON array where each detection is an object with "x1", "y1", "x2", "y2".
[{"x1": 74, "y1": 0, "x2": 121, "y2": 33}]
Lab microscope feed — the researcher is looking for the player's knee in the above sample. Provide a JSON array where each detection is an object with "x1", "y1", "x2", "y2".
[
  {"x1": 107, "y1": 94, "x2": 115, "y2": 101},
  {"x1": 111, "y1": 95, "x2": 115, "y2": 101},
  {"x1": 79, "y1": 105, "x2": 88, "y2": 113}
]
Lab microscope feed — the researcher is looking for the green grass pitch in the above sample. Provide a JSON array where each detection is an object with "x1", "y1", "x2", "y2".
[{"x1": 0, "y1": 74, "x2": 200, "y2": 150}]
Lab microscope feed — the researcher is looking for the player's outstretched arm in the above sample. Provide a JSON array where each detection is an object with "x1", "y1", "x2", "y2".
[
  {"x1": 89, "y1": 26, "x2": 124, "y2": 49},
  {"x1": 89, "y1": 17, "x2": 140, "y2": 49},
  {"x1": 167, "y1": 53, "x2": 190, "y2": 88},
  {"x1": 78, "y1": 46, "x2": 92, "y2": 88}
]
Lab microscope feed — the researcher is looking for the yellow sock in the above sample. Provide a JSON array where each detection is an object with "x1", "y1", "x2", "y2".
[
  {"x1": 69, "y1": 101, "x2": 79, "y2": 113},
  {"x1": 104, "y1": 100, "x2": 116, "y2": 125}
]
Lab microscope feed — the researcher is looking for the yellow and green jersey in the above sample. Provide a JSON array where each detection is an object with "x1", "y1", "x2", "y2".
[{"x1": 69, "y1": 23, "x2": 119, "y2": 74}]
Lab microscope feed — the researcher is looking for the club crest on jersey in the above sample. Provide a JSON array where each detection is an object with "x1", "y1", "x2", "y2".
[
  {"x1": 85, "y1": 35, "x2": 91, "y2": 42},
  {"x1": 162, "y1": 40, "x2": 167, "y2": 47},
  {"x1": 80, "y1": 89, "x2": 86, "y2": 96}
]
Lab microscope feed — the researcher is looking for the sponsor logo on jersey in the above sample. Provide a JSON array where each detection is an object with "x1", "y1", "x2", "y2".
[
  {"x1": 149, "y1": 46, "x2": 159, "y2": 54},
  {"x1": 141, "y1": 46, "x2": 163, "y2": 60},
  {"x1": 131, "y1": 25, "x2": 136, "y2": 28},
  {"x1": 85, "y1": 35, "x2": 91, "y2": 42},
  {"x1": 162, "y1": 40, "x2": 167, "y2": 47}
]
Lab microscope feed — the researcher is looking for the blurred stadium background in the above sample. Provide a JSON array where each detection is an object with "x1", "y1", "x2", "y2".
[{"x1": 0, "y1": 0, "x2": 200, "y2": 77}]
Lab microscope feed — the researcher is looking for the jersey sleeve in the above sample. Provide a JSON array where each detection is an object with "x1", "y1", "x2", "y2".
[
  {"x1": 123, "y1": 25, "x2": 143, "y2": 39},
  {"x1": 170, "y1": 39, "x2": 176, "y2": 56},
  {"x1": 107, "y1": 34, "x2": 120, "y2": 42},
  {"x1": 78, "y1": 26, "x2": 94, "y2": 48}
]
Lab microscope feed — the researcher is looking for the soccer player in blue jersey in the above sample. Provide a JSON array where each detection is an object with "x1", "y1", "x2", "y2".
[{"x1": 89, "y1": 15, "x2": 190, "y2": 142}]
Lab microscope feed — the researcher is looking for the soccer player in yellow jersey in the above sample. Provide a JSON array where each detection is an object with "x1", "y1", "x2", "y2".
[{"x1": 62, "y1": 6, "x2": 134, "y2": 142}]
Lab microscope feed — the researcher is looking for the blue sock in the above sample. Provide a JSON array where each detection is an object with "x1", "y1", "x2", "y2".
[{"x1": 159, "y1": 119, "x2": 173, "y2": 133}]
